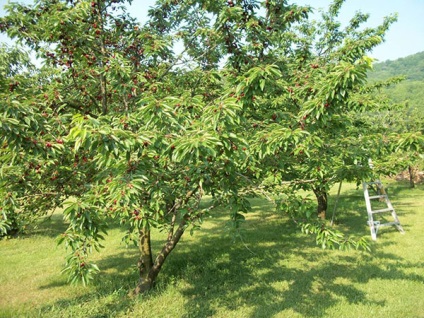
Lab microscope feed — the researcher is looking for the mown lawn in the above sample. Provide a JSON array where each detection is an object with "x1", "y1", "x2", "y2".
[{"x1": 1, "y1": 179, "x2": 423, "y2": 318}]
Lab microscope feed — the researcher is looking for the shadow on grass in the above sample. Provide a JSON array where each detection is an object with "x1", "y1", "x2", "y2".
[
  {"x1": 38, "y1": 250, "x2": 140, "y2": 317},
  {"x1": 27, "y1": 212, "x2": 130, "y2": 240},
  {"x1": 164, "y1": 215, "x2": 424, "y2": 318},
  {"x1": 29, "y1": 213, "x2": 69, "y2": 238},
  {"x1": 35, "y1": 183, "x2": 423, "y2": 317}
]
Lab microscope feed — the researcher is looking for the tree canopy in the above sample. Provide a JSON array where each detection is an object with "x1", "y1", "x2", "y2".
[{"x1": 1, "y1": 0, "x2": 422, "y2": 294}]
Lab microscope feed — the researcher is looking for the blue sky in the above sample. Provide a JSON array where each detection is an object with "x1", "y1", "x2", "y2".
[{"x1": 1, "y1": 0, "x2": 424, "y2": 62}]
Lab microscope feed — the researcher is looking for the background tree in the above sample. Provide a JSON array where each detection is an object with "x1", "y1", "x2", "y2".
[
  {"x1": 236, "y1": 0, "x2": 399, "y2": 219},
  {"x1": 366, "y1": 52, "x2": 424, "y2": 185}
]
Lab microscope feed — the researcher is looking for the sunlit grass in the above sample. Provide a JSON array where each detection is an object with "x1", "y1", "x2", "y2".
[{"x1": 0, "y1": 179, "x2": 423, "y2": 317}]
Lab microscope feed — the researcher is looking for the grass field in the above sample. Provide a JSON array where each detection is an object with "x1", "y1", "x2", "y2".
[{"x1": 1, "y1": 179, "x2": 423, "y2": 318}]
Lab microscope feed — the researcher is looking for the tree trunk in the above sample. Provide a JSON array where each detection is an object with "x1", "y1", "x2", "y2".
[
  {"x1": 132, "y1": 218, "x2": 188, "y2": 295},
  {"x1": 134, "y1": 228, "x2": 154, "y2": 294},
  {"x1": 408, "y1": 165, "x2": 416, "y2": 188},
  {"x1": 313, "y1": 187, "x2": 328, "y2": 220}
]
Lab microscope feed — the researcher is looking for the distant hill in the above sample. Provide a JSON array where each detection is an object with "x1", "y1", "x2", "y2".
[
  {"x1": 368, "y1": 51, "x2": 424, "y2": 115},
  {"x1": 369, "y1": 51, "x2": 424, "y2": 81}
]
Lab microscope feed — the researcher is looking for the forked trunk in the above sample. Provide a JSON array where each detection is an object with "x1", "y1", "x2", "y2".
[
  {"x1": 133, "y1": 219, "x2": 188, "y2": 295},
  {"x1": 313, "y1": 187, "x2": 328, "y2": 220}
]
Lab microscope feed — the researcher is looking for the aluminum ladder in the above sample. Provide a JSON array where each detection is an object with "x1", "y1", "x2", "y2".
[{"x1": 362, "y1": 180, "x2": 404, "y2": 240}]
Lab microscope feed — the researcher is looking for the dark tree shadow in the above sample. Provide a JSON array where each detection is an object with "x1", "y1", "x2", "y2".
[
  {"x1": 37, "y1": 249, "x2": 141, "y2": 317},
  {"x1": 24, "y1": 213, "x2": 69, "y2": 238},
  {"x1": 26, "y1": 210, "x2": 131, "y2": 239}
]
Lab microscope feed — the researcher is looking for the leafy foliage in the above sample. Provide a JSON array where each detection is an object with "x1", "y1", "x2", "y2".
[{"x1": 1, "y1": 0, "x2": 418, "y2": 293}]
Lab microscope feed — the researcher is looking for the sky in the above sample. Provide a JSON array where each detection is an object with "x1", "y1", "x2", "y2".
[{"x1": 1, "y1": 0, "x2": 424, "y2": 62}]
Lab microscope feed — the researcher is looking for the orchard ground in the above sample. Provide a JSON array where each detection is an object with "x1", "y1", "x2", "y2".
[{"x1": 1, "y1": 179, "x2": 423, "y2": 318}]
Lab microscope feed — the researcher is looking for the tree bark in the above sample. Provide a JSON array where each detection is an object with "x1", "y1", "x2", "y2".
[
  {"x1": 134, "y1": 228, "x2": 154, "y2": 294},
  {"x1": 408, "y1": 165, "x2": 416, "y2": 188},
  {"x1": 313, "y1": 187, "x2": 328, "y2": 220},
  {"x1": 133, "y1": 218, "x2": 188, "y2": 295}
]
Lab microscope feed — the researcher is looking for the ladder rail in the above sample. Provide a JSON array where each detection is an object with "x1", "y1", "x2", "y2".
[
  {"x1": 363, "y1": 182, "x2": 378, "y2": 240},
  {"x1": 363, "y1": 180, "x2": 404, "y2": 240}
]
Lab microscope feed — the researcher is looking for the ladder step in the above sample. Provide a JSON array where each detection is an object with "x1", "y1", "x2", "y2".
[
  {"x1": 366, "y1": 182, "x2": 383, "y2": 185},
  {"x1": 377, "y1": 222, "x2": 401, "y2": 227},
  {"x1": 368, "y1": 220, "x2": 380, "y2": 226},
  {"x1": 369, "y1": 195, "x2": 387, "y2": 199},
  {"x1": 371, "y1": 207, "x2": 394, "y2": 214}
]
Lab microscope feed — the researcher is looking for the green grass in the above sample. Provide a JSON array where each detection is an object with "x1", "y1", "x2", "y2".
[{"x1": 1, "y1": 180, "x2": 423, "y2": 318}]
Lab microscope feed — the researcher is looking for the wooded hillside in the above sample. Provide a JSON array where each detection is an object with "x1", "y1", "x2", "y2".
[{"x1": 368, "y1": 51, "x2": 424, "y2": 115}]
